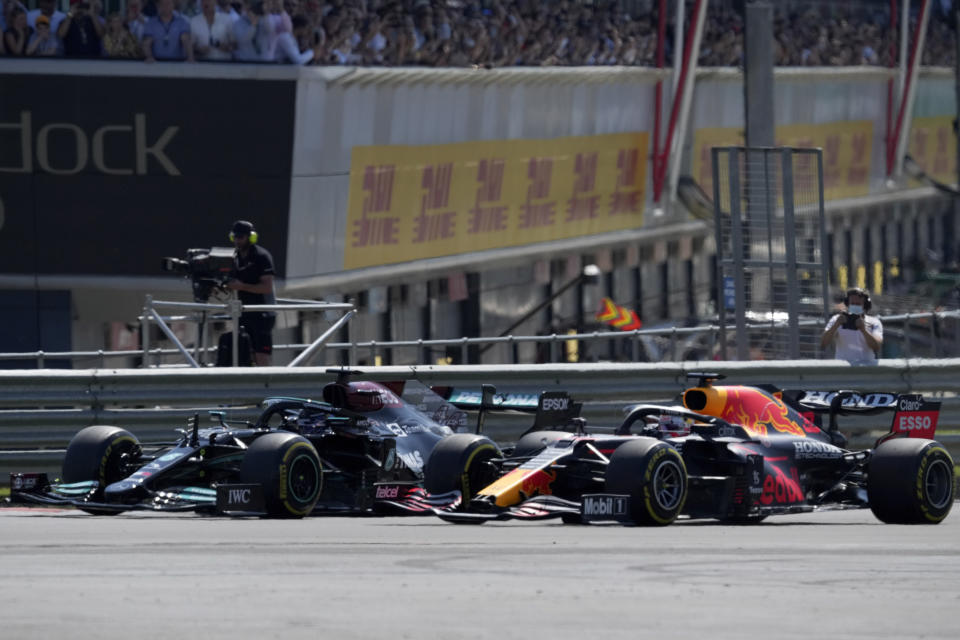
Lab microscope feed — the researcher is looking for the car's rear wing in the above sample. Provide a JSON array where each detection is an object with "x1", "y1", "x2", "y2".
[
  {"x1": 780, "y1": 389, "x2": 941, "y2": 446},
  {"x1": 780, "y1": 390, "x2": 901, "y2": 414},
  {"x1": 874, "y1": 395, "x2": 941, "y2": 446},
  {"x1": 439, "y1": 387, "x2": 582, "y2": 435}
]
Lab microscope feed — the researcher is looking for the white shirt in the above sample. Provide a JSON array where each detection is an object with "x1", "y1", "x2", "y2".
[
  {"x1": 216, "y1": 5, "x2": 240, "y2": 22},
  {"x1": 190, "y1": 11, "x2": 234, "y2": 60},
  {"x1": 126, "y1": 14, "x2": 148, "y2": 42},
  {"x1": 825, "y1": 314, "x2": 883, "y2": 365}
]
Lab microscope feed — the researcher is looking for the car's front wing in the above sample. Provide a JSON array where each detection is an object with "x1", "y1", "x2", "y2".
[
  {"x1": 10, "y1": 473, "x2": 219, "y2": 513},
  {"x1": 435, "y1": 495, "x2": 582, "y2": 524},
  {"x1": 373, "y1": 483, "x2": 462, "y2": 514}
]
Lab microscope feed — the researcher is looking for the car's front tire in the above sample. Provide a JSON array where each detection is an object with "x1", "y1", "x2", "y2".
[
  {"x1": 240, "y1": 433, "x2": 323, "y2": 518},
  {"x1": 605, "y1": 438, "x2": 687, "y2": 526},
  {"x1": 62, "y1": 425, "x2": 140, "y2": 515},
  {"x1": 423, "y1": 434, "x2": 501, "y2": 504}
]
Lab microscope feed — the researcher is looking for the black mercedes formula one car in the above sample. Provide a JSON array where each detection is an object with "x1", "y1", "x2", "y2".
[
  {"x1": 418, "y1": 374, "x2": 955, "y2": 526},
  {"x1": 10, "y1": 372, "x2": 580, "y2": 518}
]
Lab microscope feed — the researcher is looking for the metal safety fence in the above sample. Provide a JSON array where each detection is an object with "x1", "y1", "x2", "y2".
[
  {"x1": 2, "y1": 310, "x2": 959, "y2": 368},
  {"x1": 712, "y1": 146, "x2": 830, "y2": 361}
]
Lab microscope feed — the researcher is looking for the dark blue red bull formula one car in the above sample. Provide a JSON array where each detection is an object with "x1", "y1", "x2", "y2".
[{"x1": 414, "y1": 374, "x2": 954, "y2": 526}]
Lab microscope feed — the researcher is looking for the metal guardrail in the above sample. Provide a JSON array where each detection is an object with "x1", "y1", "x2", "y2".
[
  {"x1": 2, "y1": 359, "x2": 959, "y2": 473},
  {"x1": 2, "y1": 310, "x2": 959, "y2": 368}
]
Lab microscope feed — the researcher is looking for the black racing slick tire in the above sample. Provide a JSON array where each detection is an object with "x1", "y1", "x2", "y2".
[
  {"x1": 605, "y1": 438, "x2": 687, "y2": 526},
  {"x1": 62, "y1": 425, "x2": 141, "y2": 516},
  {"x1": 423, "y1": 434, "x2": 501, "y2": 504},
  {"x1": 240, "y1": 433, "x2": 323, "y2": 518},
  {"x1": 867, "y1": 438, "x2": 955, "y2": 524},
  {"x1": 513, "y1": 431, "x2": 568, "y2": 459}
]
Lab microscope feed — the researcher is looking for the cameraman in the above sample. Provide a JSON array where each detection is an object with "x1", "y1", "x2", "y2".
[
  {"x1": 57, "y1": 0, "x2": 103, "y2": 57},
  {"x1": 225, "y1": 220, "x2": 276, "y2": 366},
  {"x1": 820, "y1": 287, "x2": 883, "y2": 365}
]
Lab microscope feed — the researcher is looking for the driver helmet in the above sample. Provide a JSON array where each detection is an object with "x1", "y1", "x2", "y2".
[{"x1": 658, "y1": 414, "x2": 692, "y2": 438}]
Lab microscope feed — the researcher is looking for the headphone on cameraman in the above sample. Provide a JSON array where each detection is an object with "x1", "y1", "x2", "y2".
[
  {"x1": 843, "y1": 287, "x2": 871, "y2": 312},
  {"x1": 229, "y1": 220, "x2": 259, "y2": 244}
]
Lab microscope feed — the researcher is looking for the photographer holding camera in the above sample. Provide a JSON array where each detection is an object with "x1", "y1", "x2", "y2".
[
  {"x1": 58, "y1": 0, "x2": 103, "y2": 57},
  {"x1": 225, "y1": 220, "x2": 277, "y2": 366},
  {"x1": 820, "y1": 287, "x2": 883, "y2": 365}
]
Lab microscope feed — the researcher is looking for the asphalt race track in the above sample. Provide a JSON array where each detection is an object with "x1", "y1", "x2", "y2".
[{"x1": 1, "y1": 507, "x2": 958, "y2": 640}]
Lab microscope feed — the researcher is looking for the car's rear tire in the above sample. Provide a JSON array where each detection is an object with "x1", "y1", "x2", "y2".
[
  {"x1": 423, "y1": 434, "x2": 501, "y2": 504},
  {"x1": 62, "y1": 425, "x2": 140, "y2": 516},
  {"x1": 605, "y1": 438, "x2": 687, "y2": 526},
  {"x1": 513, "y1": 431, "x2": 568, "y2": 458},
  {"x1": 868, "y1": 438, "x2": 954, "y2": 524},
  {"x1": 240, "y1": 433, "x2": 323, "y2": 518}
]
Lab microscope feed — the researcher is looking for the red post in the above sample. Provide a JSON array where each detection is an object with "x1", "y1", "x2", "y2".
[
  {"x1": 653, "y1": 0, "x2": 667, "y2": 203},
  {"x1": 654, "y1": 0, "x2": 706, "y2": 201},
  {"x1": 885, "y1": 0, "x2": 898, "y2": 176},
  {"x1": 887, "y1": 0, "x2": 930, "y2": 174}
]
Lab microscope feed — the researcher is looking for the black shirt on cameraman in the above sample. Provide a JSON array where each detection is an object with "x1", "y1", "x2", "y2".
[
  {"x1": 62, "y1": 15, "x2": 101, "y2": 57},
  {"x1": 231, "y1": 244, "x2": 277, "y2": 312}
]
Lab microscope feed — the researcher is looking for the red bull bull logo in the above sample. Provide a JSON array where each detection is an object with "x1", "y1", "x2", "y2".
[
  {"x1": 720, "y1": 387, "x2": 809, "y2": 437},
  {"x1": 519, "y1": 470, "x2": 557, "y2": 500}
]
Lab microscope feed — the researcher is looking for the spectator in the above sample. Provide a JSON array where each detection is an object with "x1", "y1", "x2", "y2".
[
  {"x1": 142, "y1": 0, "x2": 193, "y2": 61},
  {"x1": 216, "y1": 0, "x2": 239, "y2": 22},
  {"x1": 255, "y1": 0, "x2": 288, "y2": 59},
  {"x1": 125, "y1": 0, "x2": 148, "y2": 42},
  {"x1": 289, "y1": 13, "x2": 318, "y2": 61},
  {"x1": 26, "y1": 13, "x2": 58, "y2": 55},
  {"x1": 2, "y1": 0, "x2": 957, "y2": 69},
  {"x1": 259, "y1": 0, "x2": 313, "y2": 63},
  {"x1": 103, "y1": 11, "x2": 141, "y2": 57},
  {"x1": 191, "y1": 0, "x2": 235, "y2": 60},
  {"x1": 232, "y1": 0, "x2": 261, "y2": 61},
  {"x1": 180, "y1": 0, "x2": 200, "y2": 17},
  {"x1": 26, "y1": 0, "x2": 64, "y2": 52},
  {"x1": 4, "y1": 7, "x2": 31, "y2": 55},
  {"x1": 58, "y1": 1, "x2": 104, "y2": 57},
  {"x1": 90, "y1": 0, "x2": 106, "y2": 27},
  {"x1": 820, "y1": 288, "x2": 883, "y2": 365},
  {"x1": 0, "y1": 0, "x2": 14, "y2": 47}
]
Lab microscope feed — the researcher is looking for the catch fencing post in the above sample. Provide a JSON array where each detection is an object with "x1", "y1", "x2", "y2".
[
  {"x1": 142, "y1": 295, "x2": 152, "y2": 368},
  {"x1": 905, "y1": 314, "x2": 912, "y2": 358},
  {"x1": 929, "y1": 313, "x2": 938, "y2": 356},
  {"x1": 229, "y1": 297, "x2": 242, "y2": 367}
]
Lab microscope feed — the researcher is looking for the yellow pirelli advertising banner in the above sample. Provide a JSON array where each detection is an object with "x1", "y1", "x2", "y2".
[
  {"x1": 344, "y1": 132, "x2": 648, "y2": 270},
  {"x1": 692, "y1": 120, "x2": 873, "y2": 202},
  {"x1": 909, "y1": 115, "x2": 957, "y2": 187}
]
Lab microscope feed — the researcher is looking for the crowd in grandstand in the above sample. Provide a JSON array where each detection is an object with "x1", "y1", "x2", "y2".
[{"x1": 0, "y1": 0, "x2": 956, "y2": 67}]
